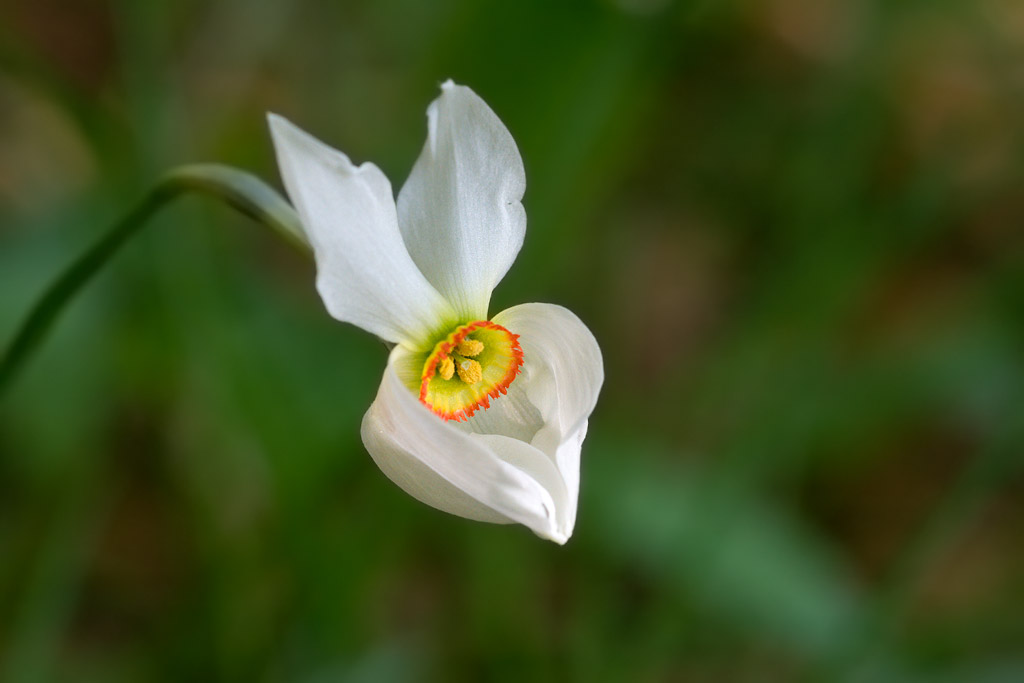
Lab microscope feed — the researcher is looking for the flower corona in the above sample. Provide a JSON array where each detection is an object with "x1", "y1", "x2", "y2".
[{"x1": 418, "y1": 321, "x2": 524, "y2": 421}]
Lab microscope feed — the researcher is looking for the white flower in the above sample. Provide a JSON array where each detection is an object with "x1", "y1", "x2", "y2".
[{"x1": 268, "y1": 80, "x2": 603, "y2": 543}]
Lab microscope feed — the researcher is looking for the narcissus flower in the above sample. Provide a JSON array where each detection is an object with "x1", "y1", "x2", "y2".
[{"x1": 268, "y1": 81, "x2": 602, "y2": 543}]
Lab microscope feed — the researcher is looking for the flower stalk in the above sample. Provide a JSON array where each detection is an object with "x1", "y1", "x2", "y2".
[{"x1": 0, "y1": 164, "x2": 306, "y2": 396}]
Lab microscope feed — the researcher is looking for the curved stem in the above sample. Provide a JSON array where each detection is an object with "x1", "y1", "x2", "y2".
[{"x1": 0, "y1": 164, "x2": 307, "y2": 396}]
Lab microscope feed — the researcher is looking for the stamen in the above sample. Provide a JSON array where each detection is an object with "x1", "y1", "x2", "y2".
[
  {"x1": 456, "y1": 359, "x2": 482, "y2": 384},
  {"x1": 456, "y1": 338, "x2": 484, "y2": 357},
  {"x1": 438, "y1": 356, "x2": 455, "y2": 381},
  {"x1": 418, "y1": 320, "x2": 523, "y2": 421}
]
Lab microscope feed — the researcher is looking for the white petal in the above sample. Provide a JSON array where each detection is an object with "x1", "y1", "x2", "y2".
[
  {"x1": 461, "y1": 379, "x2": 543, "y2": 444},
  {"x1": 487, "y1": 303, "x2": 604, "y2": 523},
  {"x1": 360, "y1": 352, "x2": 572, "y2": 543},
  {"x1": 396, "y1": 81, "x2": 526, "y2": 321},
  {"x1": 490, "y1": 303, "x2": 603, "y2": 441},
  {"x1": 269, "y1": 113, "x2": 456, "y2": 347}
]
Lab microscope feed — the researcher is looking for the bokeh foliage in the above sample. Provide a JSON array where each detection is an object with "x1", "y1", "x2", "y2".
[{"x1": 2, "y1": 0, "x2": 1023, "y2": 681}]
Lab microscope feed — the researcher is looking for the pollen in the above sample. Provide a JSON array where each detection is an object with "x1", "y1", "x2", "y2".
[
  {"x1": 456, "y1": 338, "x2": 484, "y2": 357},
  {"x1": 456, "y1": 359, "x2": 482, "y2": 384},
  {"x1": 438, "y1": 356, "x2": 455, "y2": 381},
  {"x1": 418, "y1": 320, "x2": 524, "y2": 421}
]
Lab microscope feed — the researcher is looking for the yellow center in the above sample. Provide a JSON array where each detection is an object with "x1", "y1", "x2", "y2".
[{"x1": 417, "y1": 320, "x2": 523, "y2": 421}]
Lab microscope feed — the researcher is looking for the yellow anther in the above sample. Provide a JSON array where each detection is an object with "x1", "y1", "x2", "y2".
[
  {"x1": 456, "y1": 338, "x2": 484, "y2": 357},
  {"x1": 417, "y1": 320, "x2": 524, "y2": 421},
  {"x1": 456, "y1": 358, "x2": 482, "y2": 384},
  {"x1": 438, "y1": 356, "x2": 455, "y2": 381}
]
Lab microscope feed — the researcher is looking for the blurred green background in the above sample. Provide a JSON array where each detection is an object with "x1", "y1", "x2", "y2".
[{"x1": 2, "y1": 0, "x2": 1024, "y2": 681}]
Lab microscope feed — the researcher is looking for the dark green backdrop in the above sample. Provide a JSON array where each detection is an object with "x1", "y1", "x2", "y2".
[{"x1": 2, "y1": 0, "x2": 1023, "y2": 680}]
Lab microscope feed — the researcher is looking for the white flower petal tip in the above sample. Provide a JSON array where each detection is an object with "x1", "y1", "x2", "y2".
[
  {"x1": 268, "y1": 112, "x2": 456, "y2": 346},
  {"x1": 397, "y1": 80, "x2": 526, "y2": 321},
  {"x1": 268, "y1": 84, "x2": 602, "y2": 543}
]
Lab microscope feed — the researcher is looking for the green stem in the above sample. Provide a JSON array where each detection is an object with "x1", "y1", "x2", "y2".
[{"x1": 0, "y1": 163, "x2": 307, "y2": 396}]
